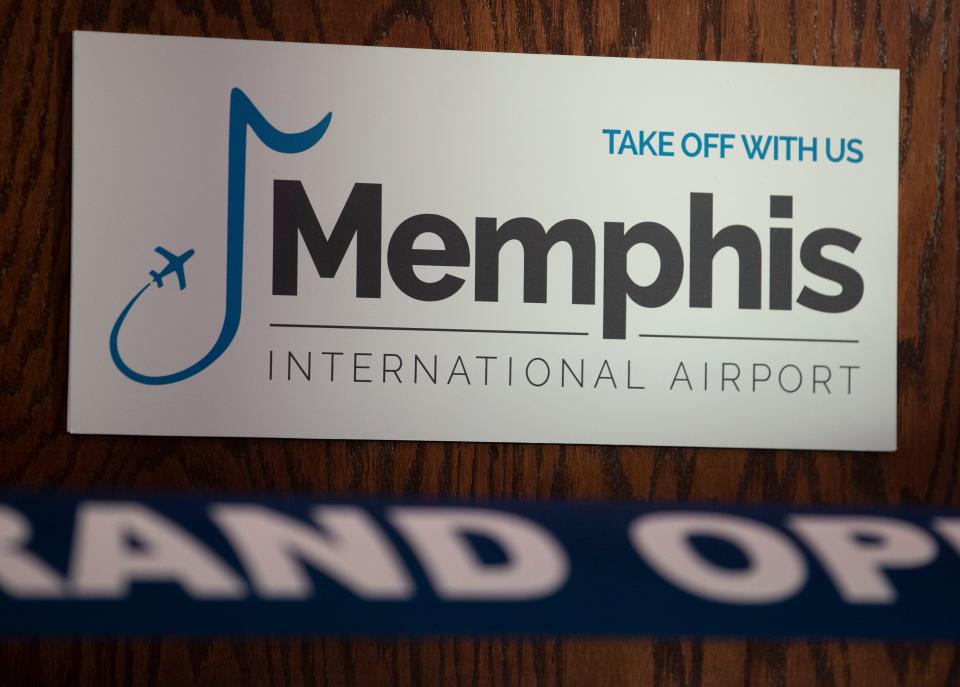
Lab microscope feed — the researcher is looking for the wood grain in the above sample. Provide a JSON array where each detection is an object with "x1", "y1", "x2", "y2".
[{"x1": 0, "y1": 0, "x2": 958, "y2": 684}]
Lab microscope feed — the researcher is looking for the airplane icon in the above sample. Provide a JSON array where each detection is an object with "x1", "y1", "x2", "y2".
[{"x1": 149, "y1": 246, "x2": 195, "y2": 290}]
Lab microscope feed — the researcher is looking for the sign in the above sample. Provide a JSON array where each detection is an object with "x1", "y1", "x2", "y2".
[
  {"x1": 2, "y1": 492, "x2": 957, "y2": 638},
  {"x1": 69, "y1": 32, "x2": 899, "y2": 449}
]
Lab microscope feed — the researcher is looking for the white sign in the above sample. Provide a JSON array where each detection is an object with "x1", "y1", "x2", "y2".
[{"x1": 69, "y1": 31, "x2": 899, "y2": 450}]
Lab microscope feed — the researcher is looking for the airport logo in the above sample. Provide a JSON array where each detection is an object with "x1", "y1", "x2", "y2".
[
  {"x1": 109, "y1": 88, "x2": 868, "y2": 385},
  {"x1": 108, "y1": 88, "x2": 332, "y2": 385}
]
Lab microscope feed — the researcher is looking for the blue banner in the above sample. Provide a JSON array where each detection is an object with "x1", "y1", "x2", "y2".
[{"x1": 0, "y1": 492, "x2": 957, "y2": 638}]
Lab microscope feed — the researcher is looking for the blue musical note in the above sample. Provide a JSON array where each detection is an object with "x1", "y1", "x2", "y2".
[{"x1": 109, "y1": 88, "x2": 332, "y2": 385}]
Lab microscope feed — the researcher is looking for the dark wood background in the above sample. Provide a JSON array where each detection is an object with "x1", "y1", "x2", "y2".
[{"x1": 1, "y1": 0, "x2": 958, "y2": 684}]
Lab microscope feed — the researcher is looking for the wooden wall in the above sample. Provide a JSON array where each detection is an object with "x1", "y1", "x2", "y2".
[{"x1": 1, "y1": 0, "x2": 958, "y2": 684}]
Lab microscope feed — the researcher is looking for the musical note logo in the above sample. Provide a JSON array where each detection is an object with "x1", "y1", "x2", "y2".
[{"x1": 109, "y1": 88, "x2": 332, "y2": 385}]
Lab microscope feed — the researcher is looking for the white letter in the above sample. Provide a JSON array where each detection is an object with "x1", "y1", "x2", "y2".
[
  {"x1": 630, "y1": 512, "x2": 807, "y2": 604},
  {"x1": 70, "y1": 503, "x2": 245, "y2": 598},
  {"x1": 0, "y1": 505, "x2": 63, "y2": 597},
  {"x1": 932, "y1": 517, "x2": 960, "y2": 555},
  {"x1": 789, "y1": 516, "x2": 937, "y2": 603},
  {"x1": 210, "y1": 505, "x2": 413, "y2": 599},
  {"x1": 389, "y1": 508, "x2": 568, "y2": 599}
]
